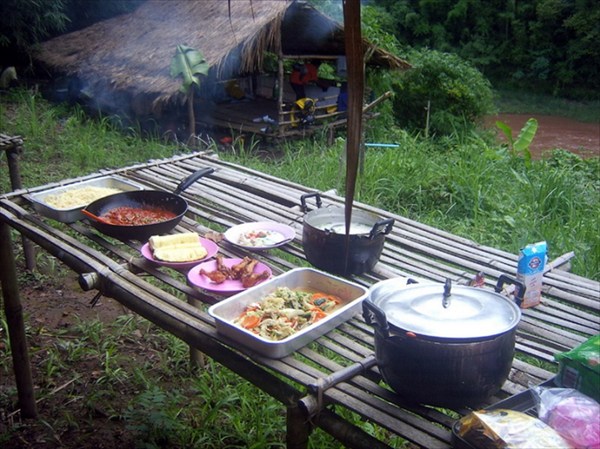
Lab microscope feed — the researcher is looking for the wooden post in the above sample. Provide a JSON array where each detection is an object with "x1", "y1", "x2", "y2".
[
  {"x1": 1, "y1": 134, "x2": 36, "y2": 270},
  {"x1": 0, "y1": 221, "x2": 38, "y2": 418},
  {"x1": 277, "y1": 53, "x2": 285, "y2": 137},
  {"x1": 186, "y1": 294, "x2": 206, "y2": 370},
  {"x1": 286, "y1": 403, "x2": 310, "y2": 449}
]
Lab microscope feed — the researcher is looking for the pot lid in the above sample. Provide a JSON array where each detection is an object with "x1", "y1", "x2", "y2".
[{"x1": 368, "y1": 278, "x2": 521, "y2": 339}]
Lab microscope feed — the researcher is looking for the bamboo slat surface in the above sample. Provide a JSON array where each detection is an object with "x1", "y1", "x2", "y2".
[{"x1": 1, "y1": 151, "x2": 598, "y2": 449}]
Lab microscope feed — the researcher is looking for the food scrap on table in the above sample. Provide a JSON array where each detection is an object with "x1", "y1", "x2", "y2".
[
  {"x1": 204, "y1": 230, "x2": 224, "y2": 243},
  {"x1": 233, "y1": 287, "x2": 341, "y2": 341},
  {"x1": 148, "y1": 232, "x2": 208, "y2": 262}
]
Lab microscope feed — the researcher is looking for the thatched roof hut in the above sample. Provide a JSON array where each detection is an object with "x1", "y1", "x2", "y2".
[
  {"x1": 37, "y1": 0, "x2": 407, "y2": 102},
  {"x1": 36, "y1": 0, "x2": 409, "y2": 138}
]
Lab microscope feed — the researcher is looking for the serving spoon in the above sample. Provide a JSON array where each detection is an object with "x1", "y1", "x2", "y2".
[{"x1": 81, "y1": 209, "x2": 110, "y2": 224}]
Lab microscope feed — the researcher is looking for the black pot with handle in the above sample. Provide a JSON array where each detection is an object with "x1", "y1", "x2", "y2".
[
  {"x1": 363, "y1": 275, "x2": 524, "y2": 408},
  {"x1": 83, "y1": 167, "x2": 214, "y2": 241},
  {"x1": 300, "y1": 192, "x2": 394, "y2": 275}
]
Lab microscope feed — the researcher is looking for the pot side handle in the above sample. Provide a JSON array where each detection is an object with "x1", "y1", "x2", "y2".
[
  {"x1": 495, "y1": 274, "x2": 526, "y2": 307},
  {"x1": 173, "y1": 167, "x2": 215, "y2": 195},
  {"x1": 300, "y1": 192, "x2": 322, "y2": 213},
  {"x1": 362, "y1": 299, "x2": 390, "y2": 338},
  {"x1": 369, "y1": 218, "x2": 395, "y2": 239}
]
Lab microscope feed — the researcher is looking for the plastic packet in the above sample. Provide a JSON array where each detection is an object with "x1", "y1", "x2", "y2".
[
  {"x1": 455, "y1": 409, "x2": 572, "y2": 449},
  {"x1": 532, "y1": 386, "x2": 600, "y2": 449},
  {"x1": 555, "y1": 334, "x2": 600, "y2": 402}
]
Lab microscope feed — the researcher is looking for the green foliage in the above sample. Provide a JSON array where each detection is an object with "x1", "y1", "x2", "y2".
[
  {"x1": 170, "y1": 45, "x2": 209, "y2": 93},
  {"x1": 218, "y1": 122, "x2": 599, "y2": 281},
  {"x1": 496, "y1": 117, "x2": 538, "y2": 164},
  {"x1": 0, "y1": 0, "x2": 68, "y2": 51},
  {"x1": 391, "y1": 48, "x2": 496, "y2": 135},
  {"x1": 372, "y1": 0, "x2": 600, "y2": 96},
  {"x1": 0, "y1": 89, "x2": 177, "y2": 193},
  {"x1": 361, "y1": 5, "x2": 407, "y2": 55}
]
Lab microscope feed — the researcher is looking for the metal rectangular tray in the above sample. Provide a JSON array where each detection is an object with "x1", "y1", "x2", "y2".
[
  {"x1": 27, "y1": 175, "x2": 145, "y2": 223},
  {"x1": 208, "y1": 267, "x2": 369, "y2": 358}
]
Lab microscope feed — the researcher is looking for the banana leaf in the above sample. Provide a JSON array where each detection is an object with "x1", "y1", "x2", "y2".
[
  {"x1": 170, "y1": 45, "x2": 209, "y2": 92},
  {"x1": 513, "y1": 118, "x2": 538, "y2": 154}
]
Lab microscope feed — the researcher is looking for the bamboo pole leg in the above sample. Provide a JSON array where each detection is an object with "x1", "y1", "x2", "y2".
[
  {"x1": 186, "y1": 294, "x2": 206, "y2": 370},
  {"x1": 0, "y1": 221, "x2": 37, "y2": 418},
  {"x1": 286, "y1": 403, "x2": 310, "y2": 449},
  {"x1": 5, "y1": 145, "x2": 36, "y2": 270}
]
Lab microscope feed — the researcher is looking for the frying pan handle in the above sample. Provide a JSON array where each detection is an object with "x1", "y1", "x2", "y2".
[
  {"x1": 495, "y1": 274, "x2": 526, "y2": 307},
  {"x1": 173, "y1": 167, "x2": 215, "y2": 195},
  {"x1": 300, "y1": 192, "x2": 322, "y2": 213},
  {"x1": 369, "y1": 218, "x2": 394, "y2": 239},
  {"x1": 362, "y1": 299, "x2": 390, "y2": 338}
]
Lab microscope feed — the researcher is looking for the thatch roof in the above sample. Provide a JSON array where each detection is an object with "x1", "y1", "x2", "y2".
[{"x1": 36, "y1": 0, "x2": 410, "y2": 106}]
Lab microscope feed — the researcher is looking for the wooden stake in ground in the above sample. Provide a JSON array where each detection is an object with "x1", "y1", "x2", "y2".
[{"x1": 0, "y1": 221, "x2": 37, "y2": 418}]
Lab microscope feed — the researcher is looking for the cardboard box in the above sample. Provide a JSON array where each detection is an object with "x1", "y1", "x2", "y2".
[{"x1": 516, "y1": 241, "x2": 547, "y2": 308}]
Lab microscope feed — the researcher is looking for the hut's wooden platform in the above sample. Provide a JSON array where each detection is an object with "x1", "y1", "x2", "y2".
[{"x1": 2, "y1": 151, "x2": 598, "y2": 448}]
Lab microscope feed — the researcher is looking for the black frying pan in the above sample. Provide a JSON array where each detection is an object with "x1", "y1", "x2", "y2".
[{"x1": 82, "y1": 167, "x2": 214, "y2": 241}]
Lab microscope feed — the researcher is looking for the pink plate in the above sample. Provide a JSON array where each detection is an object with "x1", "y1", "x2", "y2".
[
  {"x1": 141, "y1": 237, "x2": 219, "y2": 270},
  {"x1": 188, "y1": 258, "x2": 272, "y2": 293}
]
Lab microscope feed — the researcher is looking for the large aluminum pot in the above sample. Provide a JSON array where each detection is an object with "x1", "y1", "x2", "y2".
[
  {"x1": 363, "y1": 275, "x2": 523, "y2": 408},
  {"x1": 300, "y1": 192, "x2": 394, "y2": 275}
]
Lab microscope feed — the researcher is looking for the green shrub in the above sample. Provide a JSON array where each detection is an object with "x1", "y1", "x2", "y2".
[{"x1": 392, "y1": 49, "x2": 496, "y2": 135}]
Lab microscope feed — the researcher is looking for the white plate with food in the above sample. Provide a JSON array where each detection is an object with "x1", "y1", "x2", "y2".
[
  {"x1": 224, "y1": 221, "x2": 295, "y2": 250},
  {"x1": 188, "y1": 256, "x2": 272, "y2": 293},
  {"x1": 141, "y1": 232, "x2": 218, "y2": 270}
]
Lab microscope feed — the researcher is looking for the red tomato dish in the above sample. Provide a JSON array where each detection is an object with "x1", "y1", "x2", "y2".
[{"x1": 101, "y1": 206, "x2": 177, "y2": 225}]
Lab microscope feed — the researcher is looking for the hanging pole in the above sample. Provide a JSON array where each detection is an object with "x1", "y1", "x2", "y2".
[{"x1": 342, "y1": 0, "x2": 364, "y2": 274}]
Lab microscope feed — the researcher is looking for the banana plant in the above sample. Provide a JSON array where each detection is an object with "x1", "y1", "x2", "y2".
[
  {"x1": 496, "y1": 117, "x2": 538, "y2": 166},
  {"x1": 170, "y1": 45, "x2": 209, "y2": 141}
]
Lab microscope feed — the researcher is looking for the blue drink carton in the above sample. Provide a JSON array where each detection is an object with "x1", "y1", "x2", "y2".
[{"x1": 516, "y1": 241, "x2": 547, "y2": 308}]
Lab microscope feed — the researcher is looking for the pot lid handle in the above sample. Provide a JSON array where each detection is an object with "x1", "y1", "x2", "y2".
[
  {"x1": 300, "y1": 192, "x2": 322, "y2": 213},
  {"x1": 494, "y1": 274, "x2": 526, "y2": 307},
  {"x1": 443, "y1": 278, "x2": 452, "y2": 308}
]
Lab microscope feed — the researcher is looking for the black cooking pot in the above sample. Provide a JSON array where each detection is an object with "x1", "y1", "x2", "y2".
[
  {"x1": 363, "y1": 275, "x2": 524, "y2": 408},
  {"x1": 300, "y1": 192, "x2": 394, "y2": 275},
  {"x1": 82, "y1": 167, "x2": 214, "y2": 241}
]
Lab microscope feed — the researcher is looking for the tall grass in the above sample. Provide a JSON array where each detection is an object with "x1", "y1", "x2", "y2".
[
  {"x1": 0, "y1": 90, "x2": 180, "y2": 191},
  {"x1": 2, "y1": 88, "x2": 598, "y2": 277},
  {"x1": 220, "y1": 125, "x2": 600, "y2": 280}
]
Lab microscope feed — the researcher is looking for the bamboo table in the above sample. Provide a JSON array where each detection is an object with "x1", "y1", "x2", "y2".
[{"x1": 1, "y1": 151, "x2": 598, "y2": 448}]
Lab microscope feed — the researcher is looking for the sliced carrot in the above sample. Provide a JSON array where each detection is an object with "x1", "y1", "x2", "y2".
[
  {"x1": 311, "y1": 308, "x2": 328, "y2": 321},
  {"x1": 241, "y1": 314, "x2": 261, "y2": 329}
]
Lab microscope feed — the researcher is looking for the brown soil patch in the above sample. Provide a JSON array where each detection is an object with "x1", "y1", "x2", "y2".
[
  {"x1": 485, "y1": 114, "x2": 599, "y2": 160},
  {"x1": 1, "y1": 277, "x2": 138, "y2": 449}
]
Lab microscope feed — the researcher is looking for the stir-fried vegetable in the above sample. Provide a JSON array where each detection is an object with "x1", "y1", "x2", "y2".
[{"x1": 234, "y1": 287, "x2": 341, "y2": 341}]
